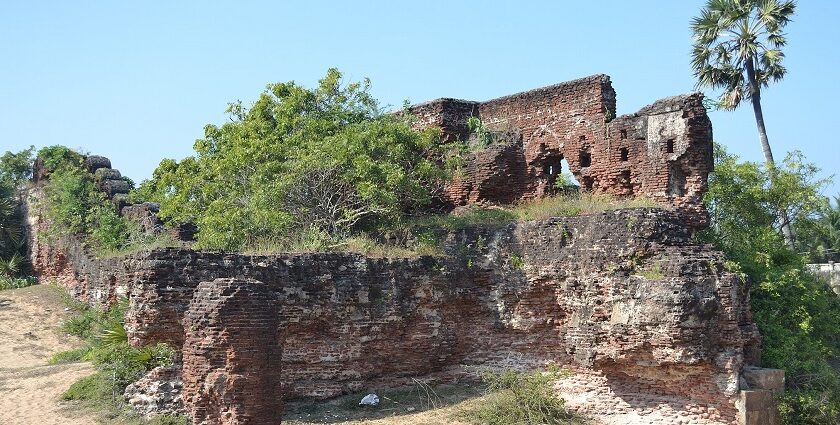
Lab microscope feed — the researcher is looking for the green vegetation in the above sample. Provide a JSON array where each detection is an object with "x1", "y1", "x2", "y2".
[
  {"x1": 53, "y1": 296, "x2": 183, "y2": 424},
  {"x1": 461, "y1": 367, "x2": 579, "y2": 425},
  {"x1": 132, "y1": 69, "x2": 452, "y2": 252},
  {"x1": 36, "y1": 145, "x2": 176, "y2": 256},
  {"x1": 801, "y1": 195, "x2": 840, "y2": 263},
  {"x1": 702, "y1": 145, "x2": 840, "y2": 424},
  {"x1": 0, "y1": 147, "x2": 36, "y2": 289},
  {"x1": 691, "y1": 0, "x2": 797, "y2": 245}
]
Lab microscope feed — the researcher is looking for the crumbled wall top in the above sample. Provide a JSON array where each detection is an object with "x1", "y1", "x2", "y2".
[{"x1": 407, "y1": 75, "x2": 713, "y2": 228}]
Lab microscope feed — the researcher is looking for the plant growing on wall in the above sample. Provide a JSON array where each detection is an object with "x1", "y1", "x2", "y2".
[{"x1": 133, "y1": 69, "x2": 451, "y2": 251}]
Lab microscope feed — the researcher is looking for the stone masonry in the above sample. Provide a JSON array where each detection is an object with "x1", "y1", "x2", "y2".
[
  {"x1": 25, "y1": 75, "x2": 781, "y2": 424},
  {"x1": 29, "y1": 195, "x2": 780, "y2": 424},
  {"x1": 408, "y1": 75, "x2": 713, "y2": 228}
]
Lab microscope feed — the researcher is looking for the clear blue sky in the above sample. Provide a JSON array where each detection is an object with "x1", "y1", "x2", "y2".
[{"x1": 2, "y1": 1, "x2": 838, "y2": 195}]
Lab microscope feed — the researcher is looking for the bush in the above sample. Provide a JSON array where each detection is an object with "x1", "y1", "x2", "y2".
[
  {"x1": 702, "y1": 145, "x2": 840, "y2": 424},
  {"x1": 62, "y1": 373, "x2": 112, "y2": 401},
  {"x1": 462, "y1": 367, "x2": 577, "y2": 425},
  {"x1": 0, "y1": 275, "x2": 36, "y2": 290},
  {"x1": 133, "y1": 69, "x2": 451, "y2": 251},
  {"x1": 59, "y1": 297, "x2": 175, "y2": 402}
]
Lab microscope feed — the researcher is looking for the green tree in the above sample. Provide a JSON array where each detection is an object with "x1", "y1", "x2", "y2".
[
  {"x1": 702, "y1": 145, "x2": 840, "y2": 424},
  {"x1": 800, "y1": 196, "x2": 840, "y2": 262},
  {"x1": 0, "y1": 147, "x2": 36, "y2": 279},
  {"x1": 691, "y1": 0, "x2": 797, "y2": 244},
  {"x1": 134, "y1": 69, "x2": 449, "y2": 251}
]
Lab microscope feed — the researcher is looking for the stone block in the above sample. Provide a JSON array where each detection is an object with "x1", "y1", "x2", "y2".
[
  {"x1": 742, "y1": 366, "x2": 784, "y2": 395},
  {"x1": 84, "y1": 155, "x2": 111, "y2": 172}
]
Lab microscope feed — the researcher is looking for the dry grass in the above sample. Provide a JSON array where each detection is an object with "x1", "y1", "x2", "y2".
[
  {"x1": 508, "y1": 192, "x2": 661, "y2": 222},
  {"x1": 242, "y1": 193, "x2": 663, "y2": 258}
]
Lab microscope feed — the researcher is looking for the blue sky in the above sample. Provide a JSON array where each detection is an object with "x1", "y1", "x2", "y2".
[{"x1": 1, "y1": 1, "x2": 838, "y2": 195}]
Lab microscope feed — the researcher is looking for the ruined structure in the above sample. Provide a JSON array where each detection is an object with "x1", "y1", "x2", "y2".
[
  {"x1": 26, "y1": 76, "x2": 785, "y2": 425},
  {"x1": 409, "y1": 75, "x2": 713, "y2": 228}
]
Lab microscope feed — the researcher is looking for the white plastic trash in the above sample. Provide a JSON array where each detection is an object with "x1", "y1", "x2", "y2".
[{"x1": 359, "y1": 393, "x2": 379, "y2": 406}]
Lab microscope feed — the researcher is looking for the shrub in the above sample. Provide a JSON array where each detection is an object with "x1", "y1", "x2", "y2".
[
  {"x1": 59, "y1": 297, "x2": 175, "y2": 401},
  {"x1": 462, "y1": 367, "x2": 577, "y2": 425},
  {"x1": 133, "y1": 69, "x2": 451, "y2": 251},
  {"x1": 702, "y1": 145, "x2": 840, "y2": 424},
  {"x1": 62, "y1": 373, "x2": 112, "y2": 401}
]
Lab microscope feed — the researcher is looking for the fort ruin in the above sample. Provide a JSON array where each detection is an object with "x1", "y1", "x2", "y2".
[{"x1": 26, "y1": 75, "x2": 784, "y2": 425}]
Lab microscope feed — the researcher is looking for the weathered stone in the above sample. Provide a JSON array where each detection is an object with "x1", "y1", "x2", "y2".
[
  {"x1": 407, "y1": 76, "x2": 713, "y2": 229},
  {"x1": 736, "y1": 390, "x2": 780, "y2": 425},
  {"x1": 100, "y1": 178, "x2": 131, "y2": 196},
  {"x1": 25, "y1": 76, "x2": 779, "y2": 425},
  {"x1": 94, "y1": 167, "x2": 122, "y2": 181},
  {"x1": 84, "y1": 155, "x2": 111, "y2": 172},
  {"x1": 181, "y1": 278, "x2": 283, "y2": 425},
  {"x1": 742, "y1": 366, "x2": 784, "y2": 395},
  {"x1": 29, "y1": 201, "x2": 765, "y2": 424},
  {"x1": 121, "y1": 203, "x2": 164, "y2": 236},
  {"x1": 124, "y1": 365, "x2": 185, "y2": 418}
]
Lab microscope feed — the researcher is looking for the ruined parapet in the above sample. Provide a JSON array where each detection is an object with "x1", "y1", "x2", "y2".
[
  {"x1": 181, "y1": 278, "x2": 283, "y2": 425},
  {"x1": 406, "y1": 75, "x2": 713, "y2": 228}
]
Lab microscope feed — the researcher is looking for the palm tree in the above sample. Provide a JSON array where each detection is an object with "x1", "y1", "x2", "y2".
[{"x1": 691, "y1": 0, "x2": 796, "y2": 243}]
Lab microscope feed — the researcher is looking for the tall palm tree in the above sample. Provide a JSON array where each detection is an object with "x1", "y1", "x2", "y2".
[{"x1": 691, "y1": 0, "x2": 796, "y2": 243}]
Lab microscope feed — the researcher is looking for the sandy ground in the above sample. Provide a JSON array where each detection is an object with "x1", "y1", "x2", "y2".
[{"x1": 0, "y1": 284, "x2": 97, "y2": 425}]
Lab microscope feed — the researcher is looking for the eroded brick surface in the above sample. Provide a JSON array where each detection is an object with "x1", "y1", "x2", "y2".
[
  {"x1": 29, "y1": 201, "x2": 765, "y2": 424},
  {"x1": 181, "y1": 278, "x2": 283, "y2": 425},
  {"x1": 408, "y1": 76, "x2": 713, "y2": 228}
]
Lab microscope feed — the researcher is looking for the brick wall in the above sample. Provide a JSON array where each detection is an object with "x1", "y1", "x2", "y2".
[
  {"x1": 182, "y1": 278, "x2": 283, "y2": 425},
  {"x1": 408, "y1": 75, "x2": 713, "y2": 228},
  {"x1": 29, "y1": 189, "x2": 771, "y2": 423}
]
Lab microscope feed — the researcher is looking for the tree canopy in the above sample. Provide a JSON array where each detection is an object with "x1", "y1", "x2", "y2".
[{"x1": 133, "y1": 69, "x2": 449, "y2": 251}]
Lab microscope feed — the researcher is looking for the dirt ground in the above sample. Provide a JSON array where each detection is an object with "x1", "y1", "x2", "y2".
[
  {"x1": 0, "y1": 284, "x2": 483, "y2": 425},
  {"x1": 0, "y1": 284, "x2": 582, "y2": 425},
  {"x1": 0, "y1": 284, "x2": 96, "y2": 425}
]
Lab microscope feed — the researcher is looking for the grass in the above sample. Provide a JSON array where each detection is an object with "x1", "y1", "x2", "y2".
[
  {"x1": 95, "y1": 233, "x2": 184, "y2": 259},
  {"x1": 283, "y1": 381, "x2": 485, "y2": 424},
  {"x1": 508, "y1": 192, "x2": 660, "y2": 222},
  {"x1": 54, "y1": 291, "x2": 187, "y2": 425},
  {"x1": 241, "y1": 193, "x2": 662, "y2": 258},
  {"x1": 48, "y1": 347, "x2": 88, "y2": 364},
  {"x1": 636, "y1": 265, "x2": 665, "y2": 280}
]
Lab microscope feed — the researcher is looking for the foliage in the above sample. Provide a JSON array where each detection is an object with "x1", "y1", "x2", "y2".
[
  {"x1": 800, "y1": 196, "x2": 840, "y2": 263},
  {"x1": 0, "y1": 146, "x2": 35, "y2": 193},
  {"x1": 691, "y1": 0, "x2": 795, "y2": 111},
  {"x1": 462, "y1": 367, "x2": 577, "y2": 425},
  {"x1": 0, "y1": 274, "x2": 37, "y2": 290},
  {"x1": 704, "y1": 146, "x2": 830, "y2": 264},
  {"x1": 701, "y1": 145, "x2": 840, "y2": 424},
  {"x1": 36, "y1": 146, "x2": 166, "y2": 256},
  {"x1": 0, "y1": 148, "x2": 34, "y2": 284},
  {"x1": 57, "y1": 295, "x2": 177, "y2": 422},
  {"x1": 466, "y1": 116, "x2": 496, "y2": 149},
  {"x1": 133, "y1": 69, "x2": 449, "y2": 251},
  {"x1": 36, "y1": 145, "x2": 84, "y2": 175}
]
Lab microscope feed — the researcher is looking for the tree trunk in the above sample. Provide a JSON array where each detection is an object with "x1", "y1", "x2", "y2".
[{"x1": 746, "y1": 58, "x2": 795, "y2": 247}]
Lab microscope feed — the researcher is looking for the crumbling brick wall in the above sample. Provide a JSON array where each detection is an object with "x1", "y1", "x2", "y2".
[
  {"x1": 181, "y1": 278, "x2": 283, "y2": 425},
  {"x1": 29, "y1": 195, "x2": 773, "y2": 424},
  {"x1": 408, "y1": 75, "x2": 713, "y2": 228}
]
